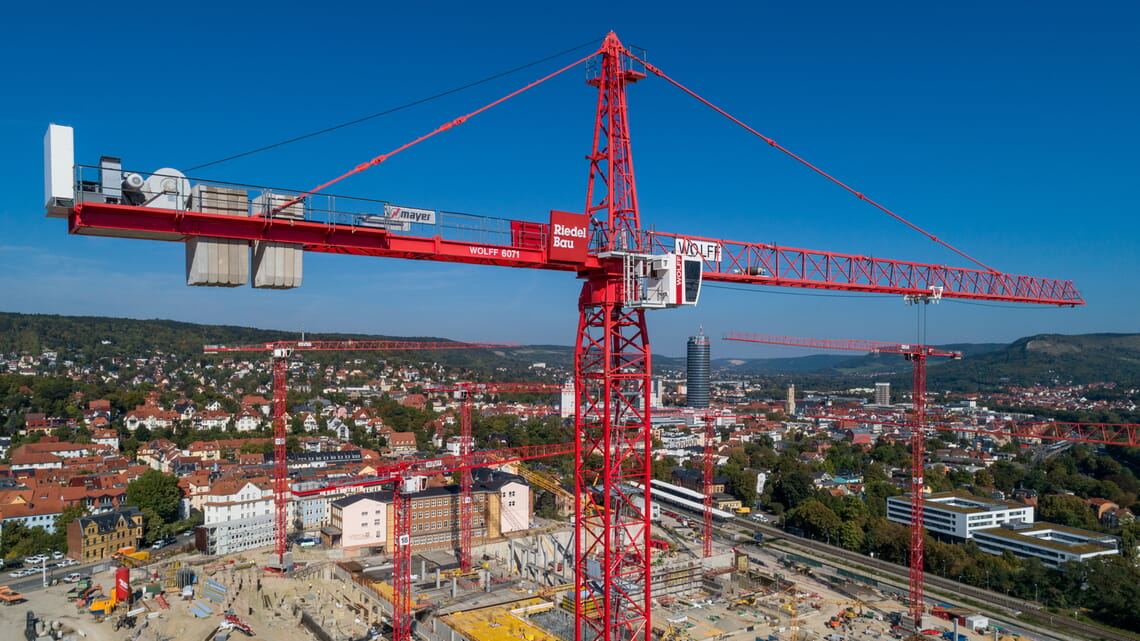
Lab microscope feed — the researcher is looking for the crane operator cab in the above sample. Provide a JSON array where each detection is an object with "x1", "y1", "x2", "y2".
[{"x1": 622, "y1": 252, "x2": 703, "y2": 309}]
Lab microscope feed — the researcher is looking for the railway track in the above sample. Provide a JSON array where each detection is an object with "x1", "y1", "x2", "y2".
[{"x1": 718, "y1": 516, "x2": 1137, "y2": 641}]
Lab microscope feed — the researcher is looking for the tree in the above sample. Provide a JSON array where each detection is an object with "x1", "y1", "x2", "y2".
[
  {"x1": 786, "y1": 499, "x2": 840, "y2": 540},
  {"x1": 52, "y1": 505, "x2": 86, "y2": 551},
  {"x1": 126, "y1": 469, "x2": 182, "y2": 524},
  {"x1": 240, "y1": 441, "x2": 273, "y2": 455},
  {"x1": 1038, "y1": 494, "x2": 1099, "y2": 530},
  {"x1": 725, "y1": 468, "x2": 758, "y2": 506},
  {"x1": 866, "y1": 519, "x2": 909, "y2": 564},
  {"x1": 770, "y1": 467, "x2": 814, "y2": 511},
  {"x1": 651, "y1": 456, "x2": 678, "y2": 482}
]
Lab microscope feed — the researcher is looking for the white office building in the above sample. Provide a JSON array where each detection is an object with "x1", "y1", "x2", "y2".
[
  {"x1": 887, "y1": 491, "x2": 1034, "y2": 540},
  {"x1": 972, "y1": 522, "x2": 1120, "y2": 568}
]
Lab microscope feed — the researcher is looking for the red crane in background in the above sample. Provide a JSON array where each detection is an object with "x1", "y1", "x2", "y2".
[
  {"x1": 723, "y1": 332, "x2": 961, "y2": 629},
  {"x1": 424, "y1": 381, "x2": 563, "y2": 571},
  {"x1": 203, "y1": 339, "x2": 516, "y2": 569},
  {"x1": 50, "y1": 31, "x2": 1086, "y2": 641},
  {"x1": 654, "y1": 408, "x2": 730, "y2": 558},
  {"x1": 293, "y1": 441, "x2": 572, "y2": 641}
]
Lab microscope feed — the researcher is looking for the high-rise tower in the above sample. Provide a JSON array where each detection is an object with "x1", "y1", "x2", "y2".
[
  {"x1": 687, "y1": 329, "x2": 710, "y2": 408},
  {"x1": 787, "y1": 384, "x2": 796, "y2": 416},
  {"x1": 875, "y1": 381, "x2": 891, "y2": 406}
]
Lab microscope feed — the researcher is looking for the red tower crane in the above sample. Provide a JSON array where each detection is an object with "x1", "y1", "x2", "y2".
[
  {"x1": 653, "y1": 408, "x2": 729, "y2": 558},
  {"x1": 723, "y1": 331, "x2": 961, "y2": 631},
  {"x1": 424, "y1": 381, "x2": 563, "y2": 571},
  {"x1": 293, "y1": 442, "x2": 573, "y2": 640},
  {"x1": 48, "y1": 32, "x2": 1085, "y2": 641},
  {"x1": 203, "y1": 339, "x2": 516, "y2": 569}
]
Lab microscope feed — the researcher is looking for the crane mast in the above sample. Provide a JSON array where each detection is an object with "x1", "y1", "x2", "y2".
[
  {"x1": 425, "y1": 382, "x2": 563, "y2": 572},
  {"x1": 723, "y1": 332, "x2": 962, "y2": 632},
  {"x1": 574, "y1": 32, "x2": 655, "y2": 641}
]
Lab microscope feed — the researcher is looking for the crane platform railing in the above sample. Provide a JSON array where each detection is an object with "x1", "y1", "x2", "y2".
[{"x1": 73, "y1": 164, "x2": 542, "y2": 249}]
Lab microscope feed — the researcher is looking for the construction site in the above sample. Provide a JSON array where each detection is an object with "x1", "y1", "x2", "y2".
[
  {"x1": 0, "y1": 511, "x2": 995, "y2": 641},
  {"x1": 28, "y1": 22, "x2": 1137, "y2": 641}
]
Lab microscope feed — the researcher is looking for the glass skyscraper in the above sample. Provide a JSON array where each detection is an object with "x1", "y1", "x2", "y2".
[{"x1": 687, "y1": 329, "x2": 710, "y2": 408}]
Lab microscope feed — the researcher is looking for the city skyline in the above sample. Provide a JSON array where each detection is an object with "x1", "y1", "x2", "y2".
[{"x1": 2, "y1": 3, "x2": 1137, "y2": 358}]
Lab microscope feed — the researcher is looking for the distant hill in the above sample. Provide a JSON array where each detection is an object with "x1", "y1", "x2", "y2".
[
  {"x1": 925, "y1": 333, "x2": 1140, "y2": 390},
  {"x1": 0, "y1": 312, "x2": 538, "y2": 376},
  {"x1": 1, "y1": 312, "x2": 1136, "y2": 389},
  {"x1": 715, "y1": 334, "x2": 1140, "y2": 389}
]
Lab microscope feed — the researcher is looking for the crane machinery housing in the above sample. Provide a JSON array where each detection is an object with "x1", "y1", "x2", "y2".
[{"x1": 45, "y1": 32, "x2": 1084, "y2": 641}]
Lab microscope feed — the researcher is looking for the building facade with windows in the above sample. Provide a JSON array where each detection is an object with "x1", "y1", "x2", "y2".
[
  {"x1": 67, "y1": 507, "x2": 144, "y2": 562},
  {"x1": 887, "y1": 491, "x2": 1034, "y2": 540},
  {"x1": 327, "y1": 471, "x2": 530, "y2": 555},
  {"x1": 971, "y1": 522, "x2": 1120, "y2": 568},
  {"x1": 197, "y1": 476, "x2": 280, "y2": 555}
]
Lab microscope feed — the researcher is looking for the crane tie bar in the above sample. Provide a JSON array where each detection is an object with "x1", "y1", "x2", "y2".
[
  {"x1": 271, "y1": 51, "x2": 597, "y2": 215},
  {"x1": 625, "y1": 50, "x2": 1000, "y2": 275}
]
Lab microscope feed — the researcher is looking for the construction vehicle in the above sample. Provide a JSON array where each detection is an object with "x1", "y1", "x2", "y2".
[
  {"x1": 75, "y1": 584, "x2": 102, "y2": 608},
  {"x1": 222, "y1": 613, "x2": 255, "y2": 636},
  {"x1": 89, "y1": 595, "x2": 118, "y2": 615},
  {"x1": 66, "y1": 579, "x2": 92, "y2": 599},
  {"x1": 0, "y1": 585, "x2": 25, "y2": 605},
  {"x1": 113, "y1": 547, "x2": 150, "y2": 567}
]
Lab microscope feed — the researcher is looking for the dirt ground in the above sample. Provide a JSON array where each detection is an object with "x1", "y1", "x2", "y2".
[{"x1": 0, "y1": 553, "x2": 372, "y2": 641}]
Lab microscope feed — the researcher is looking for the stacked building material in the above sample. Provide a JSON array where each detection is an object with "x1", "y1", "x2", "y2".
[
  {"x1": 250, "y1": 192, "x2": 304, "y2": 289},
  {"x1": 186, "y1": 185, "x2": 250, "y2": 286}
]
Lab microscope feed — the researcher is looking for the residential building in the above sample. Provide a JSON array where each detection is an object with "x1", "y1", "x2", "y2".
[
  {"x1": 388, "y1": 432, "x2": 417, "y2": 454},
  {"x1": 90, "y1": 428, "x2": 120, "y2": 451},
  {"x1": 66, "y1": 507, "x2": 144, "y2": 562},
  {"x1": 887, "y1": 491, "x2": 1034, "y2": 541},
  {"x1": 198, "y1": 476, "x2": 276, "y2": 555}
]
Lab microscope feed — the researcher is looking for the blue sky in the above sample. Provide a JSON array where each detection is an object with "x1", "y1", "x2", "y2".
[{"x1": 1, "y1": 1, "x2": 1137, "y2": 359}]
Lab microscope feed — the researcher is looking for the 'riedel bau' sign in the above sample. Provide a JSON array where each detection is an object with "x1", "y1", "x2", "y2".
[{"x1": 547, "y1": 210, "x2": 590, "y2": 264}]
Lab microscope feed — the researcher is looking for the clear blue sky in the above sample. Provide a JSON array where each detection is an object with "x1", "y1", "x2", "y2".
[{"x1": 1, "y1": 1, "x2": 1137, "y2": 359}]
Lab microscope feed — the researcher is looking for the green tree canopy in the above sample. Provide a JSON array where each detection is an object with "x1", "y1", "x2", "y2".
[{"x1": 126, "y1": 469, "x2": 182, "y2": 524}]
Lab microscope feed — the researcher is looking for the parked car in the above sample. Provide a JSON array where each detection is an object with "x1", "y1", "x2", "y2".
[
  {"x1": 25, "y1": 555, "x2": 47, "y2": 565},
  {"x1": 60, "y1": 558, "x2": 79, "y2": 567},
  {"x1": 8, "y1": 570, "x2": 27, "y2": 578},
  {"x1": 62, "y1": 572, "x2": 84, "y2": 583},
  {"x1": 51, "y1": 551, "x2": 64, "y2": 560}
]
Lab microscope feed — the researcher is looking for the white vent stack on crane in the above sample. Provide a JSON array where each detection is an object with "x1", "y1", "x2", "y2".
[{"x1": 42, "y1": 124, "x2": 302, "y2": 289}]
